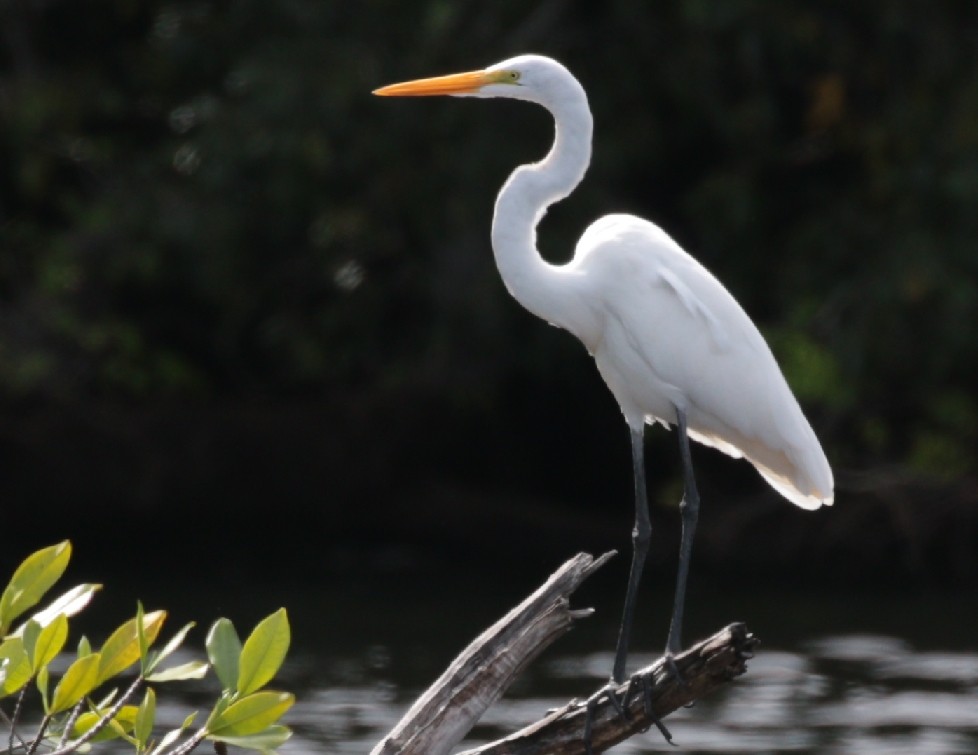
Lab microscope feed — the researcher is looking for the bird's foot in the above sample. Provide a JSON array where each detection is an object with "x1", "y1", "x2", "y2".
[
  {"x1": 663, "y1": 651, "x2": 686, "y2": 686},
  {"x1": 622, "y1": 671, "x2": 674, "y2": 744},
  {"x1": 663, "y1": 651, "x2": 696, "y2": 708},
  {"x1": 582, "y1": 679, "x2": 618, "y2": 755},
  {"x1": 581, "y1": 675, "x2": 673, "y2": 754}
]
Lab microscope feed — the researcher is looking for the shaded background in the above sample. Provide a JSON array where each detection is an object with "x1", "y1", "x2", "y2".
[{"x1": 2, "y1": 0, "x2": 978, "y2": 599}]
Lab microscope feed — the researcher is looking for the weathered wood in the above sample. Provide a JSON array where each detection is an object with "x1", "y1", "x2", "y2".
[
  {"x1": 458, "y1": 622, "x2": 758, "y2": 754},
  {"x1": 373, "y1": 553, "x2": 758, "y2": 755},
  {"x1": 371, "y1": 552, "x2": 615, "y2": 755}
]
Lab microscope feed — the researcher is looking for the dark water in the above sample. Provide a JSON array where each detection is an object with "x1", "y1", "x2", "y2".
[
  {"x1": 43, "y1": 566, "x2": 978, "y2": 754},
  {"x1": 250, "y1": 570, "x2": 977, "y2": 754}
]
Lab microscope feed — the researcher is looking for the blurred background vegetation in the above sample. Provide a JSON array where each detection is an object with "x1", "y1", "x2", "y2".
[{"x1": 2, "y1": 0, "x2": 976, "y2": 586}]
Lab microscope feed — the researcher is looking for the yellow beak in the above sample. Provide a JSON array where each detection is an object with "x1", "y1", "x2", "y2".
[{"x1": 373, "y1": 69, "x2": 492, "y2": 97}]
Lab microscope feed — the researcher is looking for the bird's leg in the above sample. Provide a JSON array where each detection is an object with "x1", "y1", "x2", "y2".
[
  {"x1": 582, "y1": 424, "x2": 670, "y2": 753},
  {"x1": 665, "y1": 407, "x2": 700, "y2": 659},
  {"x1": 612, "y1": 424, "x2": 652, "y2": 684}
]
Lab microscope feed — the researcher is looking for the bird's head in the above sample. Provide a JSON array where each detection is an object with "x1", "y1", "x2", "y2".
[{"x1": 373, "y1": 54, "x2": 583, "y2": 108}]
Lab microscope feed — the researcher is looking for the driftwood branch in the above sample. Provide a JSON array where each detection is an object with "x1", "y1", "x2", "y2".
[
  {"x1": 373, "y1": 553, "x2": 758, "y2": 755},
  {"x1": 459, "y1": 622, "x2": 758, "y2": 754},
  {"x1": 372, "y1": 552, "x2": 613, "y2": 755}
]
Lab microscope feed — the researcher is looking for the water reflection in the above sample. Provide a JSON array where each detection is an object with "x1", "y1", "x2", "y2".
[
  {"x1": 60, "y1": 575, "x2": 978, "y2": 754},
  {"x1": 287, "y1": 632, "x2": 978, "y2": 754}
]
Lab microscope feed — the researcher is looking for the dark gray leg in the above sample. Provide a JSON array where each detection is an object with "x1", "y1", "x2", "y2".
[
  {"x1": 583, "y1": 423, "x2": 673, "y2": 753},
  {"x1": 665, "y1": 407, "x2": 700, "y2": 657},
  {"x1": 611, "y1": 424, "x2": 652, "y2": 684}
]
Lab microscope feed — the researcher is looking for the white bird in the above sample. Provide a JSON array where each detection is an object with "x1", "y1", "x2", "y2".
[{"x1": 374, "y1": 55, "x2": 833, "y2": 688}]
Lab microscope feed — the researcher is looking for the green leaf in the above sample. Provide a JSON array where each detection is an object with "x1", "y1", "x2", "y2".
[
  {"x1": 36, "y1": 665, "x2": 49, "y2": 712},
  {"x1": 237, "y1": 609, "x2": 289, "y2": 696},
  {"x1": 209, "y1": 724, "x2": 292, "y2": 751},
  {"x1": 73, "y1": 704, "x2": 139, "y2": 742},
  {"x1": 149, "y1": 729, "x2": 184, "y2": 755},
  {"x1": 136, "y1": 602, "x2": 147, "y2": 672},
  {"x1": 16, "y1": 583, "x2": 101, "y2": 633},
  {"x1": 206, "y1": 618, "x2": 241, "y2": 691},
  {"x1": 146, "y1": 660, "x2": 209, "y2": 682},
  {"x1": 72, "y1": 711, "x2": 106, "y2": 739},
  {"x1": 93, "y1": 688, "x2": 118, "y2": 709},
  {"x1": 144, "y1": 621, "x2": 195, "y2": 676},
  {"x1": 207, "y1": 691, "x2": 294, "y2": 736},
  {"x1": 0, "y1": 541, "x2": 72, "y2": 634},
  {"x1": 135, "y1": 687, "x2": 156, "y2": 748},
  {"x1": 22, "y1": 619, "x2": 41, "y2": 668},
  {"x1": 0, "y1": 638, "x2": 32, "y2": 697},
  {"x1": 78, "y1": 635, "x2": 92, "y2": 658},
  {"x1": 51, "y1": 652, "x2": 101, "y2": 713},
  {"x1": 97, "y1": 610, "x2": 166, "y2": 685},
  {"x1": 147, "y1": 712, "x2": 197, "y2": 755},
  {"x1": 207, "y1": 688, "x2": 233, "y2": 727},
  {"x1": 148, "y1": 725, "x2": 186, "y2": 755},
  {"x1": 32, "y1": 613, "x2": 69, "y2": 672}
]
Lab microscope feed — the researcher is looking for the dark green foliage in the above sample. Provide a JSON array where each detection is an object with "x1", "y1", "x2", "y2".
[{"x1": 2, "y1": 1, "x2": 977, "y2": 485}]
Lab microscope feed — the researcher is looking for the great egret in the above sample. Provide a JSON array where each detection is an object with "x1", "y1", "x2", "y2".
[{"x1": 375, "y1": 54, "x2": 833, "y2": 688}]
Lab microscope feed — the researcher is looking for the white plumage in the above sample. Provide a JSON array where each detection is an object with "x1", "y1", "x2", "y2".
[
  {"x1": 573, "y1": 214, "x2": 833, "y2": 509},
  {"x1": 375, "y1": 53, "x2": 834, "y2": 682}
]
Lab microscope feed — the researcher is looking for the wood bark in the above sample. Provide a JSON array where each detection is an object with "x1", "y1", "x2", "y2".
[
  {"x1": 458, "y1": 622, "x2": 758, "y2": 754},
  {"x1": 373, "y1": 552, "x2": 758, "y2": 755}
]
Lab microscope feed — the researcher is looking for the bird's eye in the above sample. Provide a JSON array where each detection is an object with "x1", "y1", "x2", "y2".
[{"x1": 509, "y1": 71, "x2": 521, "y2": 82}]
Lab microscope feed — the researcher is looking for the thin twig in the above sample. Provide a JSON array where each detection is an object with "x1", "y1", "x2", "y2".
[
  {"x1": 57, "y1": 701, "x2": 86, "y2": 750},
  {"x1": 163, "y1": 725, "x2": 209, "y2": 755},
  {"x1": 1, "y1": 703, "x2": 31, "y2": 753},
  {"x1": 25, "y1": 714, "x2": 51, "y2": 755},
  {"x1": 8, "y1": 687, "x2": 28, "y2": 754},
  {"x1": 45, "y1": 676, "x2": 143, "y2": 755}
]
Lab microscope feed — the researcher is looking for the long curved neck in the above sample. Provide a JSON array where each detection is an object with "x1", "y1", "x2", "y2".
[{"x1": 490, "y1": 88, "x2": 594, "y2": 340}]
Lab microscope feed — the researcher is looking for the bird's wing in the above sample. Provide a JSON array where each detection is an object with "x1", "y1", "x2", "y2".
[{"x1": 574, "y1": 215, "x2": 833, "y2": 507}]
